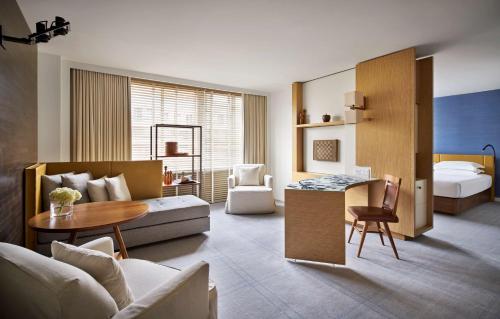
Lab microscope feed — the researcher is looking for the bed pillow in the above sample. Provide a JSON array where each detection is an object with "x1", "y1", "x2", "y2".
[
  {"x1": 434, "y1": 169, "x2": 484, "y2": 176},
  {"x1": 62, "y1": 172, "x2": 93, "y2": 204},
  {"x1": 434, "y1": 166, "x2": 484, "y2": 174},
  {"x1": 41, "y1": 172, "x2": 75, "y2": 211},
  {"x1": 105, "y1": 174, "x2": 132, "y2": 201},
  {"x1": 87, "y1": 177, "x2": 109, "y2": 202},
  {"x1": 238, "y1": 166, "x2": 260, "y2": 186},
  {"x1": 51, "y1": 241, "x2": 134, "y2": 310},
  {"x1": 434, "y1": 161, "x2": 484, "y2": 171}
]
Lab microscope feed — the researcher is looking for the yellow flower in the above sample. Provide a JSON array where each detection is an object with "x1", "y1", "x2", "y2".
[{"x1": 49, "y1": 187, "x2": 82, "y2": 205}]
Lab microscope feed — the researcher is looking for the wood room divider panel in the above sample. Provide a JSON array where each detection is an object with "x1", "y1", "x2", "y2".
[{"x1": 356, "y1": 48, "x2": 433, "y2": 238}]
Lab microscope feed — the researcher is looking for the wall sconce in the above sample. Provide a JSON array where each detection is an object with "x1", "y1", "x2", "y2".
[
  {"x1": 344, "y1": 91, "x2": 364, "y2": 124},
  {"x1": 482, "y1": 144, "x2": 496, "y2": 170},
  {"x1": 344, "y1": 91, "x2": 365, "y2": 110}
]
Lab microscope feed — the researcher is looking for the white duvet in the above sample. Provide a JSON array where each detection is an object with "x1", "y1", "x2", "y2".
[{"x1": 433, "y1": 170, "x2": 492, "y2": 198}]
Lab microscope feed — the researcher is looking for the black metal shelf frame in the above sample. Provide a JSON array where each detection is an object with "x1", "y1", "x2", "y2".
[{"x1": 149, "y1": 124, "x2": 202, "y2": 197}]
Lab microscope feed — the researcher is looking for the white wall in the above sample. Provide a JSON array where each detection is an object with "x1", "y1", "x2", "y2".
[
  {"x1": 303, "y1": 70, "x2": 356, "y2": 174},
  {"x1": 268, "y1": 70, "x2": 356, "y2": 202},
  {"x1": 268, "y1": 86, "x2": 293, "y2": 202},
  {"x1": 38, "y1": 52, "x2": 269, "y2": 162},
  {"x1": 38, "y1": 53, "x2": 62, "y2": 162}
]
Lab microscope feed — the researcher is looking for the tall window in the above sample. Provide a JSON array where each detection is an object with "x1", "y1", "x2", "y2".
[{"x1": 130, "y1": 79, "x2": 243, "y2": 203}]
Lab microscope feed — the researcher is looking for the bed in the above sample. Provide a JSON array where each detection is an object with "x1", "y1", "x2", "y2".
[{"x1": 433, "y1": 154, "x2": 495, "y2": 214}]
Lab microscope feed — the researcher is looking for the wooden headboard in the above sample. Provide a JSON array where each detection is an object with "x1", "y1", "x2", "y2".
[{"x1": 433, "y1": 153, "x2": 495, "y2": 200}]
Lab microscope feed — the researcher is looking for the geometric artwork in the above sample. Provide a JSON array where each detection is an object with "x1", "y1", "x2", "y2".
[{"x1": 313, "y1": 140, "x2": 339, "y2": 162}]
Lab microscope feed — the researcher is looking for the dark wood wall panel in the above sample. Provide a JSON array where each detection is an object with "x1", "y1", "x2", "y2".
[{"x1": 0, "y1": 0, "x2": 37, "y2": 244}]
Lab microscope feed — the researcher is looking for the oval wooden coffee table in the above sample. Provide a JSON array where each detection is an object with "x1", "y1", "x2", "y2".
[{"x1": 28, "y1": 201, "x2": 148, "y2": 259}]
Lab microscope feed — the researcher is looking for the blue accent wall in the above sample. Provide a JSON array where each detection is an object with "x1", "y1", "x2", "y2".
[{"x1": 434, "y1": 89, "x2": 500, "y2": 196}]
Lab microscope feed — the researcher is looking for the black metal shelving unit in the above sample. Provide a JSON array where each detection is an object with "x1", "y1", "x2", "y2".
[{"x1": 150, "y1": 124, "x2": 202, "y2": 196}]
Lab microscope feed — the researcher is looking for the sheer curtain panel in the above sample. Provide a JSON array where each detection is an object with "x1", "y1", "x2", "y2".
[
  {"x1": 243, "y1": 94, "x2": 267, "y2": 164},
  {"x1": 70, "y1": 69, "x2": 131, "y2": 161}
]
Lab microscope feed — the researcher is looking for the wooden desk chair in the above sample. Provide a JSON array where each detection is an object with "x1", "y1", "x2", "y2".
[{"x1": 347, "y1": 174, "x2": 402, "y2": 259}]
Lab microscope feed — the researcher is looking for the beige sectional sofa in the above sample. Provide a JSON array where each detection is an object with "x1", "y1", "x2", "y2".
[{"x1": 25, "y1": 160, "x2": 210, "y2": 254}]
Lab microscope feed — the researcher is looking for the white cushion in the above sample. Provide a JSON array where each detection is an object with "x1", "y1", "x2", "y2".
[
  {"x1": 434, "y1": 161, "x2": 485, "y2": 171},
  {"x1": 79, "y1": 237, "x2": 115, "y2": 256},
  {"x1": 119, "y1": 259, "x2": 218, "y2": 319},
  {"x1": 238, "y1": 166, "x2": 260, "y2": 186},
  {"x1": 433, "y1": 168, "x2": 484, "y2": 175},
  {"x1": 62, "y1": 172, "x2": 93, "y2": 204},
  {"x1": 114, "y1": 261, "x2": 209, "y2": 319},
  {"x1": 226, "y1": 186, "x2": 275, "y2": 214},
  {"x1": 233, "y1": 164, "x2": 266, "y2": 185},
  {"x1": 87, "y1": 176, "x2": 110, "y2": 202},
  {"x1": 119, "y1": 259, "x2": 179, "y2": 299},
  {"x1": 51, "y1": 241, "x2": 134, "y2": 310},
  {"x1": 0, "y1": 242, "x2": 118, "y2": 319},
  {"x1": 105, "y1": 173, "x2": 132, "y2": 201}
]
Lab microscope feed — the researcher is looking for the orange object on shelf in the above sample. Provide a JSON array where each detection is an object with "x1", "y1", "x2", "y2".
[
  {"x1": 163, "y1": 166, "x2": 174, "y2": 185},
  {"x1": 165, "y1": 142, "x2": 178, "y2": 156}
]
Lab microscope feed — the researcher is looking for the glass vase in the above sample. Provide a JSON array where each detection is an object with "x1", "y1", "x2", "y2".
[{"x1": 50, "y1": 202, "x2": 74, "y2": 217}]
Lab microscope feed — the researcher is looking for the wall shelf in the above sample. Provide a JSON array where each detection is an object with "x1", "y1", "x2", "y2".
[{"x1": 296, "y1": 120, "x2": 345, "y2": 128}]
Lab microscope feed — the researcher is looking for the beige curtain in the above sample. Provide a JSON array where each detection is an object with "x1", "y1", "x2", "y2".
[
  {"x1": 243, "y1": 94, "x2": 267, "y2": 164},
  {"x1": 71, "y1": 69, "x2": 131, "y2": 161}
]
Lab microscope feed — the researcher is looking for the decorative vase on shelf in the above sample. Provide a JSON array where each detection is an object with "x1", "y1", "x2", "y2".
[
  {"x1": 298, "y1": 109, "x2": 307, "y2": 125},
  {"x1": 48, "y1": 187, "x2": 81, "y2": 218},
  {"x1": 322, "y1": 114, "x2": 331, "y2": 122}
]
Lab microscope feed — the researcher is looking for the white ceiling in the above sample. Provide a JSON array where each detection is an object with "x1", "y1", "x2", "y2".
[{"x1": 17, "y1": 0, "x2": 500, "y2": 96}]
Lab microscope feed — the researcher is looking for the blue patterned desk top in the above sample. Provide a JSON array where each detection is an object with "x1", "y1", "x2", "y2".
[{"x1": 286, "y1": 175, "x2": 369, "y2": 192}]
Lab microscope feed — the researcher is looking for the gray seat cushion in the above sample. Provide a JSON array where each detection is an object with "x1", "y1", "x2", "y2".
[
  {"x1": 139, "y1": 195, "x2": 210, "y2": 226},
  {"x1": 38, "y1": 195, "x2": 210, "y2": 244}
]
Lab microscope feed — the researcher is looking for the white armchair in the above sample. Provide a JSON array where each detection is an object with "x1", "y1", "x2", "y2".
[
  {"x1": 0, "y1": 238, "x2": 217, "y2": 319},
  {"x1": 226, "y1": 164, "x2": 275, "y2": 214}
]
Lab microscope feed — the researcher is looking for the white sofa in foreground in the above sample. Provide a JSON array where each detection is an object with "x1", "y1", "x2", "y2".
[
  {"x1": 226, "y1": 164, "x2": 275, "y2": 214},
  {"x1": 0, "y1": 238, "x2": 217, "y2": 319}
]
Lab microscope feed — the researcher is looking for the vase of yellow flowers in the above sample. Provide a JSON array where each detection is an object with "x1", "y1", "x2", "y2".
[{"x1": 49, "y1": 187, "x2": 82, "y2": 217}]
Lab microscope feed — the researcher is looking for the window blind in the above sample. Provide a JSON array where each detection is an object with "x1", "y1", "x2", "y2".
[{"x1": 130, "y1": 78, "x2": 243, "y2": 203}]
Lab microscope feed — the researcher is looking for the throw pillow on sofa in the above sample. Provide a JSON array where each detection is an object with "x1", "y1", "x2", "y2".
[
  {"x1": 105, "y1": 174, "x2": 132, "y2": 201},
  {"x1": 51, "y1": 240, "x2": 134, "y2": 310},
  {"x1": 62, "y1": 172, "x2": 93, "y2": 204},
  {"x1": 87, "y1": 176, "x2": 109, "y2": 202},
  {"x1": 41, "y1": 172, "x2": 75, "y2": 211},
  {"x1": 238, "y1": 166, "x2": 260, "y2": 186}
]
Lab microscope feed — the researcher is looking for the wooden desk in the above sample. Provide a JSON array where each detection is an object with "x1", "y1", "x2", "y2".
[
  {"x1": 28, "y1": 201, "x2": 148, "y2": 258},
  {"x1": 285, "y1": 175, "x2": 381, "y2": 265}
]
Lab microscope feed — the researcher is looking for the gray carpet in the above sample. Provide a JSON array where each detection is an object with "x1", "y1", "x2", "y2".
[{"x1": 129, "y1": 202, "x2": 500, "y2": 319}]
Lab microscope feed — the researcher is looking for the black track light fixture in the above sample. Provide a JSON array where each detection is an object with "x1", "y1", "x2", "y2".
[
  {"x1": 35, "y1": 21, "x2": 51, "y2": 43},
  {"x1": 53, "y1": 16, "x2": 69, "y2": 36},
  {"x1": 0, "y1": 16, "x2": 70, "y2": 49}
]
